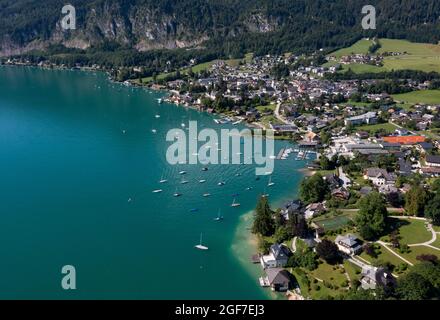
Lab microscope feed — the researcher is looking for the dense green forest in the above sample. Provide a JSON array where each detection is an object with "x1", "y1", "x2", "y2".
[{"x1": 1, "y1": 0, "x2": 440, "y2": 74}]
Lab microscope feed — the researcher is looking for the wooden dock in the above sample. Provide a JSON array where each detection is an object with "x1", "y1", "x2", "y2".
[{"x1": 276, "y1": 148, "x2": 285, "y2": 160}]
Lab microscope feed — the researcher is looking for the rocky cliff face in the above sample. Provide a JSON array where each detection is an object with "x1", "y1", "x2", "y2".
[
  {"x1": 0, "y1": 0, "x2": 279, "y2": 56},
  {"x1": 1, "y1": 0, "x2": 440, "y2": 57}
]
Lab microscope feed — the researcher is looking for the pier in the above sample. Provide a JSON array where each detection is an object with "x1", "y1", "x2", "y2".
[{"x1": 276, "y1": 148, "x2": 286, "y2": 160}]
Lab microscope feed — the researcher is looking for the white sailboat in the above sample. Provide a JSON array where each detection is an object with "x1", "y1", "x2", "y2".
[
  {"x1": 173, "y1": 188, "x2": 182, "y2": 197},
  {"x1": 203, "y1": 193, "x2": 211, "y2": 197},
  {"x1": 231, "y1": 197, "x2": 241, "y2": 207},
  {"x1": 199, "y1": 179, "x2": 206, "y2": 183},
  {"x1": 195, "y1": 233, "x2": 208, "y2": 250},
  {"x1": 180, "y1": 176, "x2": 189, "y2": 184},
  {"x1": 214, "y1": 209, "x2": 224, "y2": 221},
  {"x1": 267, "y1": 175, "x2": 275, "y2": 187},
  {"x1": 152, "y1": 189, "x2": 163, "y2": 193},
  {"x1": 159, "y1": 174, "x2": 168, "y2": 183}
]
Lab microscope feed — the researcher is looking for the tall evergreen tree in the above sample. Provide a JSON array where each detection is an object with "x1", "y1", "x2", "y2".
[
  {"x1": 405, "y1": 185, "x2": 429, "y2": 216},
  {"x1": 252, "y1": 196, "x2": 275, "y2": 237}
]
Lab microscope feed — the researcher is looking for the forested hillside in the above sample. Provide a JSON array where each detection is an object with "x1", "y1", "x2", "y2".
[{"x1": 1, "y1": 0, "x2": 440, "y2": 71}]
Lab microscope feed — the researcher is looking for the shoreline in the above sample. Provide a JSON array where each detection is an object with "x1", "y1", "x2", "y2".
[
  {"x1": 231, "y1": 170, "x2": 307, "y2": 300},
  {"x1": 4, "y1": 63, "x2": 310, "y2": 299}
]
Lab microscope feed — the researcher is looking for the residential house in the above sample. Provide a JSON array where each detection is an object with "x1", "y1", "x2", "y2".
[
  {"x1": 324, "y1": 174, "x2": 343, "y2": 190},
  {"x1": 364, "y1": 168, "x2": 397, "y2": 187},
  {"x1": 280, "y1": 200, "x2": 302, "y2": 221},
  {"x1": 335, "y1": 234, "x2": 362, "y2": 255},
  {"x1": 361, "y1": 265, "x2": 396, "y2": 290},
  {"x1": 260, "y1": 268, "x2": 293, "y2": 292},
  {"x1": 260, "y1": 243, "x2": 292, "y2": 269},
  {"x1": 344, "y1": 112, "x2": 377, "y2": 126},
  {"x1": 304, "y1": 203, "x2": 326, "y2": 220},
  {"x1": 331, "y1": 187, "x2": 350, "y2": 200},
  {"x1": 426, "y1": 155, "x2": 440, "y2": 167}
]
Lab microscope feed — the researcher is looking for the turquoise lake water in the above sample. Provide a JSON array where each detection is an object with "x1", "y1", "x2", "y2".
[{"x1": 0, "y1": 66, "x2": 307, "y2": 299}]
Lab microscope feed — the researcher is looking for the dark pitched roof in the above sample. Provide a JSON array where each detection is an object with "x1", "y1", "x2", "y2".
[
  {"x1": 271, "y1": 243, "x2": 292, "y2": 260},
  {"x1": 426, "y1": 155, "x2": 440, "y2": 164},
  {"x1": 266, "y1": 268, "x2": 292, "y2": 285}
]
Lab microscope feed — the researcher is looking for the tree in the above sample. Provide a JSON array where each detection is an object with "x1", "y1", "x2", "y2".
[
  {"x1": 411, "y1": 262, "x2": 440, "y2": 291},
  {"x1": 287, "y1": 212, "x2": 309, "y2": 238},
  {"x1": 396, "y1": 272, "x2": 433, "y2": 300},
  {"x1": 355, "y1": 192, "x2": 388, "y2": 240},
  {"x1": 425, "y1": 194, "x2": 440, "y2": 226},
  {"x1": 431, "y1": 179, "x2": 440, "y2": 193},
  {"x1": 274, "y1": 226, "x2": 289, "y2": 243},
  {"x1": 316, "y1": 239, "x2": 340, "y2": 264},
  {"x1": 252, "y1": 196, "x2": 275, "y2": 236},
  {"x1": 386, "y1": 192, "x2": 404, "y2": 208},
  {"x1": 299, "y1": 173, "x2": 330, "y2": 204},
  {"x1": 404, "y1": 185, "x2": 428, "y2": 216}
]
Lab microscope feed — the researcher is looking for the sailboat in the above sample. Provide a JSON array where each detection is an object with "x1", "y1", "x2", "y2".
[
  {"x1": 267, "y1": 175, "x2": 275, "y2": 187},
  {"x1": 179, "y1": 170, "x2": 187, "y2": 175},
  {"x1": 173, "y1": 188, "x2": 182, "y2": 197},
  {"x1": 180, "y1": 176, "x2": 189, "y2": 184},
  {"x1": 155, "y1": 114, "x2": 161, "y2": 118},
  {"x1": 195, "y1": 233, "x2": 208, "y2": 250},
  {"x1": 217, "y1": 181, "x2": 225, "y2": 186},
  {"x1": 203, "y1": 193, "x2": 211, "y2": 197},
  {"x1": 159, "y1": 174, "x2": 168, "y2": 183},
  {"x1": 199, "y1": 179, "x2": 206, "y2": 183},
  {"x1": 151, "y1": 129, "x2": 157, "y2": 134},
  {"x1": 231, "y1": 197, "x2": 241, "y2": 207},
  {"x1": 152, "y1": 189, "x2": 163, "y2": 193},
  {"x1": 214, "y1": 209, "x2": 224, "y2": 221}
]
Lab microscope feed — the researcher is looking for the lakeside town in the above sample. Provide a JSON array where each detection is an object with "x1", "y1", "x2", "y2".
[
  {"x1": 132, "y1": 38, "x2": 440, "y2": 300},
  {"x1": 3, "y1": 38, "x2": 440, "y2": 301}
]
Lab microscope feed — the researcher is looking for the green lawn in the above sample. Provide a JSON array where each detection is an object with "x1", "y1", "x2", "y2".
[
  {"x1": 329, "y1": 39, "x2": 374, "y2": 58},
  {"x1": 399, "y1": 246, "x2": 440, "y2": 265},
  {"x1": 256, "y1": 103, "x2": 276, "y2": 113},
  {"x1": 341, "y1": 63, "x2": 383, "y2": 73},
  {"x1": 433, "y1": 225, "x2": 440, "y2": 233},
  {"x1": 343, "y1": 260, "x2": 361, "y2": 284},
  {"x1": 431, "y1": 238, "x2": 440, "y2": 249},
  {"x1": 356, "y1": 122, "x2": 399, "y2": 133},
  {"x1": 308, "y1": 261, "x2": 349, "y2": 299},
  {"x1": 382, "y1": 218, "x2": 432, "y2": 245},
  {"x1": 360, "y1": 244, "x2": 408, "y2": 271},
  {"x1": 328, "y1": 38, "x2": 440, "y2": 73},
  {"x1": 259, "y1": 115, "x2": 283, "y2": 127},
  {"x1": 392, "y1": 90, "x2": 440, "y2": 106}
]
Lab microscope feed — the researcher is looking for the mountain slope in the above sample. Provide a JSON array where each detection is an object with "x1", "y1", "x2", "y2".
[{"x1": 1, "y1": 0, "x2": 440, "y2": 60}]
